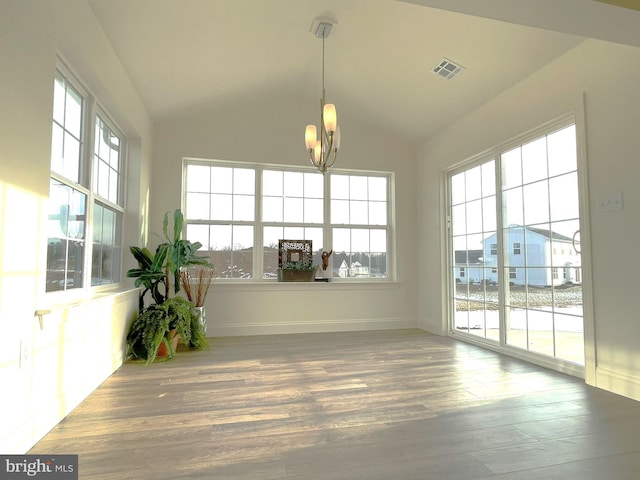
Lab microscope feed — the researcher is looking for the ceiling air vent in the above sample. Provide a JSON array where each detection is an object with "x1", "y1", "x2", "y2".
[{"x1": 433, "y1": 58, "x2": 464, "y2": 80}]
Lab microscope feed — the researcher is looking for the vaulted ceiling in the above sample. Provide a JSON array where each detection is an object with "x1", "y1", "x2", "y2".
[{"x1": 88, "y1": 0, "x2": 640, "y2": 145}]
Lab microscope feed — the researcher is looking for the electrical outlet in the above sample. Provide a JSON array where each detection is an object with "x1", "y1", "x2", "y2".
[{"x1": 20, "y1": 341, "x2": 29, "y2": 367}]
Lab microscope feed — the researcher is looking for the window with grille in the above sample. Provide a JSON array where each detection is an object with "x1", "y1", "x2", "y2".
[{"x1": 183, "y1": 160, "x2": 393, "y2": 281}]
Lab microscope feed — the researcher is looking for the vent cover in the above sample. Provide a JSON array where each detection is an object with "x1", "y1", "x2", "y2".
[{"x1": 433, "y1": 58, "x2": 464, "y2": 80}]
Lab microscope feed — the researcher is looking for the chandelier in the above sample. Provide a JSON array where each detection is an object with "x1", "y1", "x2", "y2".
[{"x1": 305, "y1": 19, "x2": 341, "y2": 174}]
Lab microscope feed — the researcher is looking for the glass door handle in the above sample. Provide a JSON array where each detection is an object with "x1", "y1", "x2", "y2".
[{"x1": 572, "y1": 230, "x2": 581, "y2": 254}]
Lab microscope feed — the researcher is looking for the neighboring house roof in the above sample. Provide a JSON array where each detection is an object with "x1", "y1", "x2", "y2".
[
  {"x1": 526, "y1": 226, "x2": 574, "y2": 243},
  {"x1": 483, "y1": 225, "x2": 576, "y2": 244}
]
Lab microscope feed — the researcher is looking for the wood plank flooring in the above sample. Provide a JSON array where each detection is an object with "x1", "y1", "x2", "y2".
[{"x1": 29, "y1": 329, "x2": 640, "y2": 479}]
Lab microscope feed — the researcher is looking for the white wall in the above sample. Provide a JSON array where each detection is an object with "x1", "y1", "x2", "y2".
[
  {"x1": 0, "y1": 0, "x2": 152, "y2": 452},
  {"x1": 417, "y1": 38, "x2": 640, "y2": 400},
  {"x1": 153, "y1": 93, "x2": 419, "y2": 335}
]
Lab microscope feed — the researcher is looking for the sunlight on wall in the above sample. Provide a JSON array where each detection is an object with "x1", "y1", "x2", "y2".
[
  {"x1": 0, "y1": 180, "x2": 45, "y2": 452},
  {"x1": 0, "y1": 180, "x2": 139, "y2": 453},
  {"x1": 0, "y1": 181, "x2": 43, "y2": 363},
  {"x1": 141, "y1": 189, "x2": 149, "y2": 246}
]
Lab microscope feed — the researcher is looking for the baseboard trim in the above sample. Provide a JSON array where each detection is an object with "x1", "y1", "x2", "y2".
[
  {"x1": 595, "y1": 366, "x2": 640, "y2": 402},
  {"x1": 212, "y1": 317, "x2": 416, "y2": 337}
]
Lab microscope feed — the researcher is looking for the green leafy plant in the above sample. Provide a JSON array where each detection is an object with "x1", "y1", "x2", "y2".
[
  {"x1": 127, "y1": 246, "x2": 167, "y2": 309},
  {"x1": 126, "y1": 296, "x2": 208, "y2": 364},
  {"x1": 280, "y1": 260, "x2": 318, "y2": 270},
  {"x1": 127, "y1": 209, "x2": 213, "y2": 308},
  {"x1": 277, "y1": 259, "x2": 318, "y2": 282},
  {"x1": 157, "y1": 209, "x2": 212, "y2": 298}
]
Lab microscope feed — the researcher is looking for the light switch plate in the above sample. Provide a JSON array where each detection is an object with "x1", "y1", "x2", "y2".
[{"x1": 597, "y1": 192, "x2": 623, "y2": 212}]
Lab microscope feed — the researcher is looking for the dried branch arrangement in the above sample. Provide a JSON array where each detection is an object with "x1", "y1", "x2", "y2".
[{"x1": 179, "y1": 265, "x2": 215, "y2": 307}]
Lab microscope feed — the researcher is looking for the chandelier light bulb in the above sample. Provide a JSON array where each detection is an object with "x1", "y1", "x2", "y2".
[
  {"x1": 305, "y1": 124, "x2": 317, "y2": 150},
  {"x1": 323, "y1": 104, "x2": 337, "y2": 133},
  {"x1": 333, "y1": 125, "x2": 341, "y2": 150}
]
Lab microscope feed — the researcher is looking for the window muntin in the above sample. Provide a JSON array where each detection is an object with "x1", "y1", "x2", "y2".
[
  {"x1": 185, "y1": 165, "x2": 255, "y2": 222},
  {"x1": 184, "y1": 161, "x2": 392, "y2": 281},
  {"x1": 331, "y1": 174, "x2": 387, "y2": 225},
  {"x1": 46, "y1": 65, "x2": 126, "y2": 293},
  {"x1": 263, "y1": 170, "x2": 323, "y2": 223}
]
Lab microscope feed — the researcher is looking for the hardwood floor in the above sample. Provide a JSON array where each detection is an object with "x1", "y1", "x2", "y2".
[{"x1": 30, "y1": 329, "x2": 640, "y2": 479}]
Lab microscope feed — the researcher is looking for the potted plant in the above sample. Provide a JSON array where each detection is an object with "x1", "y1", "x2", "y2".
[
  {"x1": 277, "y1": 259, "x2": 319, "y2": 282},
  {"x1": 126, "y1": 209, "x2": 213, "y2": 362},
  {"x1": 126, "y1": 296, "x2": 207, "y2": 363}
]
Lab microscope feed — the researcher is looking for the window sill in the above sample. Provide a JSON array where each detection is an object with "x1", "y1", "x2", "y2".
[{"x1": 209, "y1": 280, "x2": 402, "y2": 292}]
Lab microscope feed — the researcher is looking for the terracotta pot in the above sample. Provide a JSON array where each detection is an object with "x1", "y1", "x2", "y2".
[{"x1": 156, "y1": 329, "x2": 180, "y2": 357}]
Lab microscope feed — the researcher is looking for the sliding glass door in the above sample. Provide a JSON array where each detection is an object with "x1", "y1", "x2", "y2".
[
  {"x1": 450, "y1": 160, "x2": 499, "y2": 342},
  {"x1": 448, "y1": 122, "x2": 585, "y2": 368}
]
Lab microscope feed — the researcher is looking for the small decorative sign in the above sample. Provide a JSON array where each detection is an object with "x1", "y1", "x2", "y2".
[{"x1": 278, "y1": 240, "x2": 312, "y2": 267}]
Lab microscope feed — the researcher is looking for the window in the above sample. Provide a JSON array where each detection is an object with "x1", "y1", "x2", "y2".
[
  {"x1": 459, "y1": 267, "x2": 465, "y2": 278},
  {"x1": 513, "y1": 242, "x2": 521, "y2": 255},
  {"x1": 490, "y1": 243, "x2": 498, "y2": 255},
  {"x1": 184, "y1": 164, "x2": 255, "y2": 279},
  {"x1": 331, "y1": 174, "x2": 388, "y2": 279},
  {"x1": 183, "y1": 160, "x2": 393, "y2": 280},
  {"x1": 509, "y1": 267, "x2": 517, "y2": 279},
  {"x1": 91, "y1": 115, "x2": 124, "y2": 286},
  {"x1": 262, "y1": 170, "x2": 324, "y2": 278},
  {"x1": 46, "y1": 64, "x2": 125, "y2": 292}
]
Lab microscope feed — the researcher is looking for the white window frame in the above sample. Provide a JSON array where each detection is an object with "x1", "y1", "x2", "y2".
[
  {"x1": 182, "y1": 158, "x2": 394, "y2": 282},
  {"x1": 46, "y1": 59, "x2": 126, "y2": 297},
  {"x1": 91, "y1": 109, "x2": 125, "y2": 287}
]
